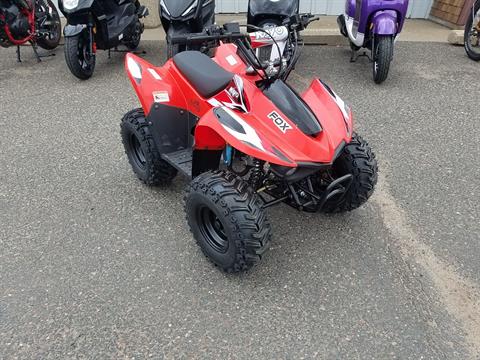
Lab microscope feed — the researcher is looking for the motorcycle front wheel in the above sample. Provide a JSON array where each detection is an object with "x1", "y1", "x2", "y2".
[
  {"x1": 64, "y1": 30, "x2": 96, "y2": 80},
  {"x1": 464, "y1": 1, "x2": 480, "y2": 61},
  {"x1": 35, "y1": 0, "x2": 62, "y2": 50}
]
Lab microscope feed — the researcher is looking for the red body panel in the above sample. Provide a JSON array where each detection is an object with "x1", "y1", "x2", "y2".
[{"x1": 125, "y1": 43, "x2": 353, "y2": 168}]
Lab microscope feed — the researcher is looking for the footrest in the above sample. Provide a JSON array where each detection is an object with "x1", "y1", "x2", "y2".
[{"x1": 161, "y1": 149, "x2": 192, "y2": 178}]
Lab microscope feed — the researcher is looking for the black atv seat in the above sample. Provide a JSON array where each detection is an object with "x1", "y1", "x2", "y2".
[{"x1": 173, "y1": 51, "x2": 234, "y2": 99}]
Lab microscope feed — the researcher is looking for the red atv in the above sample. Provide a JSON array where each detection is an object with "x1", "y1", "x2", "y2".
[{"x1": 121, "y1": 17, "x2": 378, "y2": 273}]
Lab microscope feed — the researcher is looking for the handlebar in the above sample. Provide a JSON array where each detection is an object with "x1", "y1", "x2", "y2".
[
  {"x1": 170, "y1": 13, "x2": 319, "y2": 46},
  {"x1": 170, "y1": 30, "x2": 247, "y2": 46}
]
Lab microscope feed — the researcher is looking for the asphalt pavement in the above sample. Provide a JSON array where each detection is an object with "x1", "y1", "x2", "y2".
[{"x1": 0, "y1": 41, "x2": 479, "y2": 359}]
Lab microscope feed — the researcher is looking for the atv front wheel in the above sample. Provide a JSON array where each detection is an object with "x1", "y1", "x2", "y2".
[
  {"x1": 121, "y1": 108, "x2": 177, "y2": 186},
  {"x1": 185, "y1": 170, "x2": 271, "y2": 273},
  {"x1": 322, "y1": 133, "x2": 378, "y2": 213}
]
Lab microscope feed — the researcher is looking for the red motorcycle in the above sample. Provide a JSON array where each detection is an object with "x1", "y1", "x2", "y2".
[
  {"x1": 0, "y1": 0, "x2": 61, "y2": 62},
  {"x1": 121, "y1": 17, "x2": 378, "y2": 273}
]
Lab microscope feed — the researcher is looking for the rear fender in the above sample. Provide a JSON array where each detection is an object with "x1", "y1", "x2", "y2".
[
  {"x1": 371, "y1": 10, "x2": 397, "y2": 35},
  {"x1": 124, "y1": 53, "x2": 187, "y2": 115},
  {"x1": 195, "y1": 107, "x2": 297, "y2": 167}
]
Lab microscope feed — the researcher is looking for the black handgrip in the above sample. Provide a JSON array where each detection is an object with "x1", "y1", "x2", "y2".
[{"x1": 170, "y1": 32, "x2": 247, "y2": 45}]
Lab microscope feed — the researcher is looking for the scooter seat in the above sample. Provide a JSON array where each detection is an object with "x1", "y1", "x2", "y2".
[{"x1": 173, "y1": 51, "x2": 234, "y2": 99}]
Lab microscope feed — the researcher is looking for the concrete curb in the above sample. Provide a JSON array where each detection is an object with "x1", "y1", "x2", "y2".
[
  {"x1": 447, "y1": 30, "x2": 464, "y2": 45},
  {"x1": 303, "y1": 29, "x2": 347, "y2": 46}
]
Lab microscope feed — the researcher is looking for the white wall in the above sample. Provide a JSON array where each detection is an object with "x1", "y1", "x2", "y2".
[
  {"x1": 215, "y1": 0, "x2": 432, "y2": 18},
  {"x1": 52, "y1": 0, "x2": 434, "y2": 20}
]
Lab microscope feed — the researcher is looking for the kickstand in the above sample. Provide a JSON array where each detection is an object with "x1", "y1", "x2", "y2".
[
  {"x1": 31, "y1": 41, "x2": 42, "y2": 62},
  {"x1": 108, "y1": 47, "x2": 146, "y2": 59},
  {"x1": 29, "y1": 41, "x2": 56, "y2": 62},
  {"x1": 16, "y1": 45, "x2": 22, "y2": 62},
  {"x1": 350, "y1": 49, "x2": 372, "y2": 63}
]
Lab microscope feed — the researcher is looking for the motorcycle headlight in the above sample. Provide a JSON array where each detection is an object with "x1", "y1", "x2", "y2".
[{"x1": 63, "y1": 0, "x2": 79, "y2": 10}]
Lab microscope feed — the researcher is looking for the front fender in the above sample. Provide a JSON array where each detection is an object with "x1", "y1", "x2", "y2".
[
  {"x1": 63, "y1": 24, "x2": 86, "y2": 37},
  {"x1": 195, "y1": 107, "x2": 296, "y2": 167},
  {"x1": 372, "y1": 10, "x2": 398, "y2": 35}
]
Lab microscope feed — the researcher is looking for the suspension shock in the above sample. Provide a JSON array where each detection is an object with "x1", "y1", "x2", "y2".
[{"x1": 249, "y1": 159, "x2": 264, "y2": 190}]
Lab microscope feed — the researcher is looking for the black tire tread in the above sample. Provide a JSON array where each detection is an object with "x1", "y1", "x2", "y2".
[
  {"x1": 324, "y1": 133, "x2": 378, "y2": 213},
  {"x1": 121, "y1": 108, "x2": 177, "y2": 186},
  {"x1": 64, "y1": 33, "x2": 95, "y2": 80},
  {"x1": 464, "y1": 1, "x2": 480, "y2": 61},
  {"x1": 185, "y1": 170, "x2": 272, "y2": 273},
  {"x1": 373, "y1": 35, "x2": 393, "y2": 84},
  {"x1": 36, "y1": 0, "x2": 61, "y2": 50}
]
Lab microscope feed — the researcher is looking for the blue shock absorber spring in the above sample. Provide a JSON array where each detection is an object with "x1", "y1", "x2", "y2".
[{"x1": 224, "y1": 145, "x2": 233, "y2": 166}]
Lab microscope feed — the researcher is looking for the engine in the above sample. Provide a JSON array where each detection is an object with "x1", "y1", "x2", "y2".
[{"x1": 0, "y1": 0, "x2": 32, "y2": 46}]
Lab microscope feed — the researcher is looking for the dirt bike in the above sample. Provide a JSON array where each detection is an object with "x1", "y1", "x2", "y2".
[
  {"x1": 120, "y1": 20, "x2": 378, "y2": 273},
  {"x1": 0, "y1": 0, "x2": 61, "y2": 62},
  {"x1": 464, "y1": 0, "x2": 480, "y2": 61}
]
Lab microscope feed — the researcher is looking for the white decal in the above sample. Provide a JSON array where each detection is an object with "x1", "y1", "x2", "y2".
[
  {"x1": 208, "y1": 98, "x2": 222, "y2": 107},
  {"x1": 147, "y1": 68, "x2": 162, "y2": 80},
  {"x1": 226, "y1": 55, "x2": 238, "y2": 66},
  {"x1": 119, "y1": 33, "x2": 124, "y2": 40},
  {"x1": 268, "y1": 111, "x2": 293, "y2": 133},
  {"x1": 221, "y1": 107, "x2": 265, "y2": 151},
  {"x1": 153, "y1": 91, "x2": 169, "y2": 103}
]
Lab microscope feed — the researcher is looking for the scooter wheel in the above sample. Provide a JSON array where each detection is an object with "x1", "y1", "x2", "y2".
[
  {"x1": 185, "y1": 170, "x2": 271, "y2": 273},
  {"x1": 373, "y1": 35, "x2": 393, "y2": 84},
  {"x1": 121, "y1": 108, "x2": 177, "y2": 186},
  {"x1": 64, "y1": 31, "x2": 96, "y2": 80}
]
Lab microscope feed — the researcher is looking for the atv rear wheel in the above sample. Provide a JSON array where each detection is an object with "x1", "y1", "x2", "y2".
[
  {"x1": 322, "y1": 133, "x2": 378, "y2": 213},
  {"x1": 121, "y1": 108, "x2": 177, "y2": 186},
  {"x1": 185, "y1": 170, "x2": 271, "y2": 273}
]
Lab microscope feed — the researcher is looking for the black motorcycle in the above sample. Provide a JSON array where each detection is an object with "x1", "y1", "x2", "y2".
[
  {"x1": 58, "y1": 0, "x2": 149, "y2": 79},
  {"x1": 159, "y1": 0, "x2": 215, "y2": 58}
]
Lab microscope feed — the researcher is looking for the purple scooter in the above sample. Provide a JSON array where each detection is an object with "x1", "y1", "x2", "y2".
[{"x1": 338, "y1": 0, "x2": 409, "y2": 84}]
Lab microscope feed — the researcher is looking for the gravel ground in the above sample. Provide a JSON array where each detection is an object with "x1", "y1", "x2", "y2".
[{"x1": 0, "y1": 41, "x2": 479, "y2": 359}]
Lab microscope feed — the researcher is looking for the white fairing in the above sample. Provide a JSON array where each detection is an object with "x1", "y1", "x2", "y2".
[
  {"x1": 345, "y1": 14, "x2": 365, "y2": 47},
  {"x1": 252, "y1": 26, "x2": 289, "y2": 62}
]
